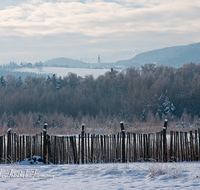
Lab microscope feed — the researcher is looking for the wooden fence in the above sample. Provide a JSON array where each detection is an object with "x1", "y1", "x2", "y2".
[{"x1": 1, "y1": 120, "x2": 200, "y2": 164}]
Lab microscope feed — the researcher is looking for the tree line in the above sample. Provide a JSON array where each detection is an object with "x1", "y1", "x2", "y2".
[{"x1": 0, "y1": 62, "x2": 200, "y2": 128}]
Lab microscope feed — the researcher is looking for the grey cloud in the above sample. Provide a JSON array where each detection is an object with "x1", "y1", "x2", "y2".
[
  {"x1": 0, "y1": 0, "x2": 200, "y2": 63},
  {"x1": 0, "y1": 0, "x2": 199, "y2": 37}
]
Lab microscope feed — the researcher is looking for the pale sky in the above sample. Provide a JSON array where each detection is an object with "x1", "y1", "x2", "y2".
[{"x1": 0, "y1": 0, "x2": 200, "y2": 64}]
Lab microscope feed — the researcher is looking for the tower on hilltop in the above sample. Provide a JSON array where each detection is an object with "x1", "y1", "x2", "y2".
[{"x1": 98, "y1": 55, "x2": 101, "y2": 64}]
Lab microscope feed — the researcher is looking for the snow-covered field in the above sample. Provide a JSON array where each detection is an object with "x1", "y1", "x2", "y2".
[
  {"x1": 13, "y1": 67, "x2": 111, "y2": 78},
  {"x1": 1, "y1": 162, "x2": 200, "y2": 189}
]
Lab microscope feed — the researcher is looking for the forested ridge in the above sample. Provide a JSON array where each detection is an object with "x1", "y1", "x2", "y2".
[
  {"x1": 1, "y1": 62, "x2": 200, "y2": 127},
  {"x1": 119, "y1": 42, "x2": 200, "y2": 68}
]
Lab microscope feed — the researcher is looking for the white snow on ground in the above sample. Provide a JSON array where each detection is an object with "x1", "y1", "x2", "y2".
[{"x1": 1, "y1": 162, "x2": 200, "y2": 189}]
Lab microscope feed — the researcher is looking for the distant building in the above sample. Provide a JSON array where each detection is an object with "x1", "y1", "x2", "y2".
[
  {"x1": 97, "y1": 55, "x2": 101, "y2": 68},
  {"x1": 98, "y1": 55, "x2": 101, "y2": 64}
]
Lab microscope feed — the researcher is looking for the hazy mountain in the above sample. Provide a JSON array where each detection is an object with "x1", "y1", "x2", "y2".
[
  {"x1": 43, "y1": 57, "x2": 91, "y2": 68},
  {"x1": 3, "y1": 42, "x2": 200, "y2": 69},
  {"x1": 117, "y1": 42, "x2": 200, "y2": 68}
]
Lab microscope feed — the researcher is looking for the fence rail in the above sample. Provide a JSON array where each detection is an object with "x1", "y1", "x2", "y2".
[{"x1": 1, "y1": 121, "x2": 200, "y2": 164}]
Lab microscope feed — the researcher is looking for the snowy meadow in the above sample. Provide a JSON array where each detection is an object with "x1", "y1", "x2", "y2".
[
  {"x1": 1, "y1": 162, "x2": 200, "y2": 189},
  {"x1": 13, "y1": 67, "x2": 111, "y2": 78}
]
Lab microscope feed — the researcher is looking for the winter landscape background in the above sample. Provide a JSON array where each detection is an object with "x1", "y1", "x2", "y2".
[{"x1": 1, "y1": 0, "x2": 200, "y2": 189}]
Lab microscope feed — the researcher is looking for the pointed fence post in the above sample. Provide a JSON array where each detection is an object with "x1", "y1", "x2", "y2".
[
  {"x1": 163, "y1": 119, "x2": 168, "y2": 162},
  {"x1": 7, "y1": 128, "x2": 12, "y2": 163},
  {"x1": 81, "y1": 124, "x2": 85, "y2": 164},
  {"x1": 120, "y1": 121, "x2": 125, "y2": 163}
]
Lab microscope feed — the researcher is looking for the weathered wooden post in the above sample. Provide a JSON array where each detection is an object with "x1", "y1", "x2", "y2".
[
  {"x1": 0, "y1": 135, "x2": 3, "y2": 164},
  {"x1": 70, "y1": 136, "x2": 76, "y2": 164},
  {"x1": 17, "y1": 135, "x2": 19, "y2": 162},
  {"x1": 14, "y1": 133, "x2": 17, "y2": 162},
  {"x1": 81, "y1": 124, "x2": 85, "y2": 164},
  {"x1": 3, "y1": 135, "x2": 6, "y2": 162},
  {"x1": 43, "y1": 123, "x2": 48, "y2": 164},
  {"x1": 87, "y1": 133, "x2": 90, "y2": 162},
  {"x1": 170, "y1": 131, "x2": 173, "y2": 161},
  {"x1": 180, "y1": 131, "x2": 183, "y2": 161},
  {"x1": 78, "y1": 134, "x2": 80, "y2": 164},
  {"x1": 47, "y1": 134, "x2": 52, "y2": 164},
  {"x1": 198, "y1": 128, "x2": 200, "y2": 161},
  {"x1": 23, "y1": 135, "x2": 25, "y2": 161},
  {"x1": 120, "y1": 121, "x2": 125, "y2": 163},
  {"x1": 133, "y1": 133, "x2": 136, "y2": 162},
  {"x1": 26, "y1": 135, "x2": 30, "y2": 159},
  {"x1": 91, "y1": 134, "x2": 94, "y2": 163},
  {"x1": 190, "y1": 130, "x2": 194, "y2": 161},
  {"x1": 195, "y1": 129, "x2": 198, "y2": 161},
  {"x1": 85, "y1": 133, "x2": 87, "y2": 163},
  {"x1": 185, "y1": 131, "x2": 188, "y2": 161},
  {"x1": 156, "y1": 132, "x2": 159, "y2": 162},
  {"x1": 7, "y1": 128, "x2": 12, "y2": 163},
  {"x1": 163, "y1": 119, "x2": 168, "y2": 162}
]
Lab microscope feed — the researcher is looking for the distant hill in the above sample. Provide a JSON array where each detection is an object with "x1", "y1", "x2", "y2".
[
  {"x1": 43, "y1": 57, "x2": 90, "y2": 68},
  {"x1": 116, "y1": 42, "x2": 200, "y2": 68}
]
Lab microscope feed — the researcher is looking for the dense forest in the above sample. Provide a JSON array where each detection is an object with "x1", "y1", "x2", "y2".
[{"x1": 0, "y1": 62, "x2": 200, "y2": 129}]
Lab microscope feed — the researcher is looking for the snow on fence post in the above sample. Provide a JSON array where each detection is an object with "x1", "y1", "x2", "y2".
[
  {"x1": 163, "y1": 119, "x2": 168, "y2": 162},
  {"x1": 120, "y1": 121, "x2": 125, "y2": 163},
  {"x1": 7, "y1": 128, "x2": 12, "y2": 163},
  {"x1": 81, "y1": 124, "x2": 85, "y2": 164},
  {"x1": 43, "y1": 123, "x2": 48, "y2": 164}
]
